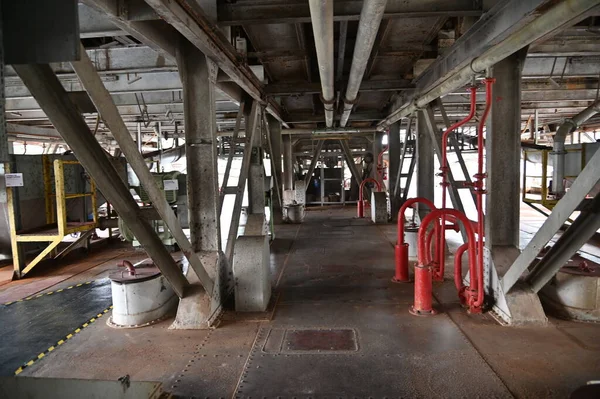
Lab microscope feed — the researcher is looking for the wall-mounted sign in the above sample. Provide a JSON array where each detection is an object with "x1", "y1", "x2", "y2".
[
  {"x1": 163, "y1": 179, "x2": 179, "y2": 191},
  {"x1": 5, "y1": 173, "x2": 24, "y2": 187}
]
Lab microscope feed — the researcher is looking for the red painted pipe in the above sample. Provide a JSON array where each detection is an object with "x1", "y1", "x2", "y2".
[
  {"x1": 454, "y1": 243, "x2": 469, "y2": 305},
  {"x1": 473, "y1": 78, "x2": 495, "y2": 309},
  {"x1": 412, "y1": 209, "x2": 477, "y2": 315},
  {"x1": 393, "y1": 197, "x2": 436, "y2": 283},
  {"x1": 118, "y1": 260, "x2": 136, "y2": 276},
  {"x1": 437, "y1": 86, "x2": 477, "y2": 289},
  {"x1": 425, "y1": 214, "x2": 460, "y2": 281},
  {"x1": 357, "y1": 177, "x2": 382, "y2": 218}
]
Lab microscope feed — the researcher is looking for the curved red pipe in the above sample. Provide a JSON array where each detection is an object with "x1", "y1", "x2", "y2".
[
  {"x1": 359, "y1": 177, "x2": 382, "y2": 198},
  {"x1": 418, "y1": 209, "x2": 478, "y2": 307},
  {"x1": 118, "y1": 260, "x2": 136, "y2": 276},
  {"x1": 357, "y1": 177, "x2": 383, "y2": 218},
  {"x1": 377, "y1": 145, "x2": 389, "y2": 182},
  {"x1": 454, "y1": 243, "x2": 469, "y2": 301},
  {"x1": 438, "y1": 86, "x2": 478, "y2": 286},
  {"x1": 396, "y1": 197, "x2": 436, "y2": 245}
]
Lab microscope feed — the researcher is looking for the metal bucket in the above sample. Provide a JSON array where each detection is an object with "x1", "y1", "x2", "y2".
[{"x1": 284, "y1": 204, "x2": 305, "y2": 224}]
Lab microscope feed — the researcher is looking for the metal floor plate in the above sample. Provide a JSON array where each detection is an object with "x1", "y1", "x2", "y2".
[{"x1": 234, "y1": 302, "x2": 513, "y2": 398}]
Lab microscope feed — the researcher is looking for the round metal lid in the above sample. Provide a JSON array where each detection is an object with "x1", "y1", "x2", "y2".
[{"x1": 109, "y1": 262, "x2": 162, "y2": 284}]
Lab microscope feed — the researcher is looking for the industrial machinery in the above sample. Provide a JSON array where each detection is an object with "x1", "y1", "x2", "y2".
[
  {"x1": 119, "y1": 171, "x2": 188, "y2": 250},
  {"x1": 522, "y1": 142, "x2": 600, "y2": 215}
]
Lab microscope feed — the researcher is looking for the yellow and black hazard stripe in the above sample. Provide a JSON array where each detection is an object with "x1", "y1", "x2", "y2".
[
  {"x1": 14, "y1": 304, "x2": 113, "y2": 376},
  {"x1": 3, "y1": 281, "x2": 94, "y2": 306}
]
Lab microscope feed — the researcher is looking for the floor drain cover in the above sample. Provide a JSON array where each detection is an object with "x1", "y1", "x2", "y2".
[{"x1": 284, "y1": 329, "x2": 358, "y2": 352}]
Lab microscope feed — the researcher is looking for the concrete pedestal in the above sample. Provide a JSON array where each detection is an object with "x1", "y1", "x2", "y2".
[{"x1": 371, "y1": 192, "x2": 388, "y2": 224}]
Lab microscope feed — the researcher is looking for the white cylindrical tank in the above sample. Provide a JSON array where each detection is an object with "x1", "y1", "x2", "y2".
[
  {"x1": 108, "y1": 261, "x2": 178, "y2": 328},
  {"x1": 405, "y1": 227, "x2": 419, "y2": 258}
]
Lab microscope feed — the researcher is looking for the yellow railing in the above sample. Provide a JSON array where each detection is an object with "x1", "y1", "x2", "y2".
[{"x1": 8, "y1": 157, "x2": 98, "y2": 278}]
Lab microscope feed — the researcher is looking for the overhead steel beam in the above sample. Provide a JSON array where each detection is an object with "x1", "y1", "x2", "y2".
[
  {"x1": 286, "y1": 111, "x2": 385, "y2": 124},
  {"x1": 78, "y1": 3, "x2": 127, "y2": 38},
  {"x1": 13, "y1": 63, "x2": 189, "y2": 298},
  {"x1": 502, "y1": 140, "x2": 600, "y2": 293},
  {"x1": 84, "y1": 0, "x2": 250, "y2": 113},
  {"x1": 416, "y1": 0, "x2": 561, "y2": 93},
  {"x1": 142, "y1": 0, "x2": 286, "y2": 126},
  {"x1": 71, "y1": 42, "x2": 215, "y2": 295},
  {"x1": 379, "y1": 0, "x2": 600, "y2": 129},
  {"x1": 217, "y1": 0, "x2": 482, "y2": 25},
  {"x1": 265, "y1": 79, "x2": 414, "y2": 96}
]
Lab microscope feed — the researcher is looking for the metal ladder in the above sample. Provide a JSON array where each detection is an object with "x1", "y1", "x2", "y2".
[{"x1": 393, "y1": 117, "x2": 417, "y2": 203}]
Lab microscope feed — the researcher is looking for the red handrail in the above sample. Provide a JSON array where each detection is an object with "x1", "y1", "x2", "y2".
[
  {"x1": 414, "y1": 209, "x2": 478, "y2": 315},
  {"x1": 357, "y1": 177, "x2": 383, "y2": 218}
]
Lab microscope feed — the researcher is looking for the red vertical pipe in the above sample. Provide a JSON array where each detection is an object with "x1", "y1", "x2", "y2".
[
  {"x1": 437, "y1": 86, "x2": 478, "y2": 284},
  {"x1": 357, "y1": 177, "x2": 382, "y2": 218},
  {"x1": 454, "y1": 243, "x2": 469, "y2": 304}
]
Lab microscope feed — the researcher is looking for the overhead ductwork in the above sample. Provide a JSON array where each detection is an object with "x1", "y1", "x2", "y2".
[
  {"x1": 552, "y1": 99, "x2": 600, "y2": 197},
  {"x1": 308, "y1": 0, "x2": 335, "y2": 127},
  {"x1": 340, "y1": 0, "x2": 388, "y2": 127}
]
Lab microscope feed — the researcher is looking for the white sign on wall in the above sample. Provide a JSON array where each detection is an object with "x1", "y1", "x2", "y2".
[
  {"x1": 5, "y1": 173, "x2": 24, "y2": 187},
  {"x1": 163, "y1": 179, "x2": 179, "y2": 191}
]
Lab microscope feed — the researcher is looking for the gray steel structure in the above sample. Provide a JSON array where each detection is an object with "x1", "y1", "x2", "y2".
[{"x1": 3, "y1": 0, "x2": 600, "y2": 326}]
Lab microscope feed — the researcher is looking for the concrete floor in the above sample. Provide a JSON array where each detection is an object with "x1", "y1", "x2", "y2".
[{"x1": 3, "y1": 207, "x2": 600, "y2": 397}]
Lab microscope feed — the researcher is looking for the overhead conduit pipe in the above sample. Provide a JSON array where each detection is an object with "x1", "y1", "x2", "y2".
[
  {"x1": 339, "y1": 0, "x2": 388, "y2": 127},
  {"x1": 308, "y1": 0, "x2": 335, "y2": 127},
  {"x1": 552, "y1": 99, "x2": 600, "y2": 197},
  {"x1": 378, "y1": 0, "x2": 600, "y2": 130}
]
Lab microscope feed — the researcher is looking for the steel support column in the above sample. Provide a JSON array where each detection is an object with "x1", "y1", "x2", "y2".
[
  {"x1": 13, "y1": 63, "x2": 188, "y2": 297},
  {"x1": 266, "y1": 114, "x2": 283, "y2": 209},
  {"x1": 388, "y1": 121, "x2": 401, "y2": 219},
  {"x1": 225, "y1": 100, "x2": 260, "y2": 262},
  {"x1": 416, "y1": 109, "x2": 434, "y2": 215},
  {"x1": 373, "y1": 131, "x2": 385, "y2": 186},
  {"x1": 282, "y1": 134, "x2": 293, "y2": 191},
  {"x1": 177, "y1": 38, "x2": 221, "y2": 253},
  {"x1": 486, "y1": 50, "x2": 526, "y2": 248},
  {"x1": 71, "y1": 42, "x2": 214, "y2": 295},
  {"x1": 340, "y1": 139, "x2": 362, "y2": 188},
  {"x1": 304, "y1": 140, "x2": 325, "y2": 188},
  {"x1": 246, "y1": 104, "x2": 265, "y2": 215},
  {"x1": 502, "y1": 139, "x2": 600, "y2": 293}
]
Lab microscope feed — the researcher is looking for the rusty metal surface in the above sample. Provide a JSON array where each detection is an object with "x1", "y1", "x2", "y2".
[
  {"x1": 234, "y1": 302, "x2": 512, "y2": 397},
  {"x1": 283, "y1": 328, "x2": 358, "y2": 352}
]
